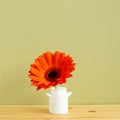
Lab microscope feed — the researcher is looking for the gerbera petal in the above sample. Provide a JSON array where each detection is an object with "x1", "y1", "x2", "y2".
[
  {"x1": 53, "y1": 51, "x2": 61, "y2": 67},
  {"x1": 62, "y1": 63, "x2": 75, "y2": 73},
  {"x1": 59, "y1": 52, "x2": 65, "y2": 66},
  {"x1": 37, "y1": 84, "x2": 44, "y2": 90},
  {"x1": 63, "y1": 73, "x2": 72, "y2": 78},
  {"x1": 60, "y1": 55, "x2": 72, "y2": 70},
  {"x1": 38, "y1": 56, "x2": 49, "y2": 70},
  {"x1": 37, "y1": 79, "x2": 51, "y2": 90},
  {"x1": 31, "y1": 80, "x2": 39, "y2": 86},
  {"x1": 29, "y1": 75, "x2": 44, "y2": 82},
  {"x1": 34, "y1": 58, "x2": 42, "y2": 70},
  {"x1": 43, "y1": 82, "x2": 52, "y2": 89},
  {"x1": 44, "y1": 51, "x2": 53, "y2": 68},
  {"x1": 29, "y1": 67, "x2": 41, "y2": 76},
  {"x1": 51, "y1": 81, "x2": 58, "y2": 86}
]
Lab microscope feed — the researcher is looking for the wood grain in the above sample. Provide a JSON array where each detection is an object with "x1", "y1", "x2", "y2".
[{"x1": 0, "y1": 105, "x2": 120, "y2": 120}]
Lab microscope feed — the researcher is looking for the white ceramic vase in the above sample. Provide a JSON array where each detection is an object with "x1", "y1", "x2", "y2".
[{"x1": 46, "y1": 87, "x2": 72, "y2": 114}]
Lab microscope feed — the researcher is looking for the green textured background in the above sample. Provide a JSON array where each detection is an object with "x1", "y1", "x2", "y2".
[{"x1": 0, "y1": 0, "x2": 120, "y2": 104}]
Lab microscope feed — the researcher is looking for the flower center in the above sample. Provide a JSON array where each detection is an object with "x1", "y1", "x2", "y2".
[
  {"x1": 45, "y1": 68, "x2": 61, "y2": 82},
  {"x1": 48, "y1": 71, "x2": 58, "y2": 79}
]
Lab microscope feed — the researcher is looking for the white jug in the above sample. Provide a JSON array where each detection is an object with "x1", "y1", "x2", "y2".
[{"x1": 46, "y1": 87, "x2": 72, "y2": 114}]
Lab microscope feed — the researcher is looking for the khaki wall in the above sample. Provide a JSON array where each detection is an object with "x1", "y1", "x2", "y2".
[{"x1": 0, "y1": 0, "x2": 120, "y2": 104}]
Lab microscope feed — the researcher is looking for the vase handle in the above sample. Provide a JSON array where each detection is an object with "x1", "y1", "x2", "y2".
[
  {"x1": 67, "y1": 91, "x2": 72, "y2": 97},
  {"x1": 46, "y1": 93, "x2": 51, "y2": 97}
]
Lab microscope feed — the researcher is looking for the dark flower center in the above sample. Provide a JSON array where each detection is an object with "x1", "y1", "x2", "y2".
[
  {"x1": 48, "y1": 71, "x2": 58, "y2": 79},
  {"x1": 45, "y1": 68, "x2": 61, "y2": 82}
]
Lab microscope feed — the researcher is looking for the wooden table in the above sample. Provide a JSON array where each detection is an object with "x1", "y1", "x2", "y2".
[{"x1": 0, "y1": 105, "x2": 120, "y2": 120}]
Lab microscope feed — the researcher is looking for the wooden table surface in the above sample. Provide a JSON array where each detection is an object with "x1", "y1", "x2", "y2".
[{"x1": 0, "y1": 105, "x2": 120, "y2": 120}]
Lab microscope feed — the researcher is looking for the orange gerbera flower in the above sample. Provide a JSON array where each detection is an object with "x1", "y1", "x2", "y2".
[{"x1": 29, "y1": 51, "x2": 76, "y2": 90}]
